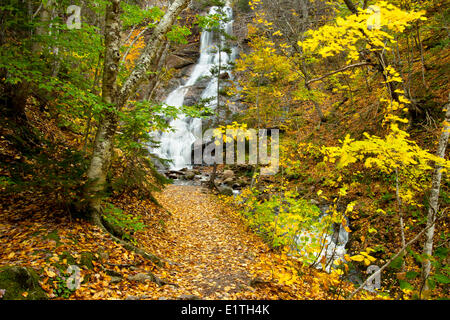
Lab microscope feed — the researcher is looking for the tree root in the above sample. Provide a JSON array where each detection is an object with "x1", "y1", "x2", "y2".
[{"x1": 92, "y1": 213, "x2": 164, "y2": 267}]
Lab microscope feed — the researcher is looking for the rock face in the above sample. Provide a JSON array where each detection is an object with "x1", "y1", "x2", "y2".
[
  {"x1": 166, "y1": 39, "x2": 201, "y2": 71},
  {"x1": 0, "y1": 266, "x2": 47, "y2": 300}
]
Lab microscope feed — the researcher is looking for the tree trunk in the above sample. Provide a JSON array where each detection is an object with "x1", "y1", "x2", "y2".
[
  {"x1": 421, "y1": 95, "x2": 450, "y2": 291},
  {"x1": 85, "y1": 0, "x2": 122, "y2": 222},
  {"x1": 32, "y1": 0, "x2": 51, "y2": 55},
  {"x1": 117, "y1": 0, "x2": 191, "y2": 108}
]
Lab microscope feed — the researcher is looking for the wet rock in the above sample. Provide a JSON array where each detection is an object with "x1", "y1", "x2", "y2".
[
  {"x1": 219, "y1": 72, "x2": 230, "y2": 80},
  {"x1": 185, "y1": 171, "x2": 196, "y2": 180}
]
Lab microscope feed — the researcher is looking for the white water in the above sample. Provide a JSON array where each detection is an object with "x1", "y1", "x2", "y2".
[
  {"x1": 152, "y1": 4, "x2": 235, "y2": 170},
  {"x1": 293, "y1": 218, "x2": 349, "y2": 272}
]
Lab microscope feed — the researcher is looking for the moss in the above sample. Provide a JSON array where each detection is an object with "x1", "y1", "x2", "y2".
[
  {"x1": 52, "y1": 251, "x2": 77, "y2": 272},
  {"x1": 0, "y1": 266, "x2": 47, "y2": 300},
  {"x1": 79, "y1": 252, "x2": 96, "y2": 270},
  {"x1": 46, "y1": 230, "x2": 62, "y2": 247},
  {"x1": 59, "y1": 251, "x2": 76, "y2": 266}
]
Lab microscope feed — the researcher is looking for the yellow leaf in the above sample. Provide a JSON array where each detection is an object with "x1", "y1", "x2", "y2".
[
  {"x1": 46, "y1": 269, "x2": 56, "y2": 278},
  {"x1": 350, "y1": 255, "x2": 365, "y2": 262}
]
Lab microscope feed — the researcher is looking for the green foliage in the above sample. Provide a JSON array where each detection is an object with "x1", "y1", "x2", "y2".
[
  {"x1": 102, "y1": 203, "x2": 146, "y2": 241},
  {"x1": 121, "y1": 3, "x2": 164, "y2": 28},
  {"x1": 235, "y1": 186, "x2": 342, "y2": 266},
  {"x1": 52, "y1": 275, "x2": 76, "y2": 299},
  {"x1": 167, "y1": 25, "x2": 191, "y2": 44},
  {"x1": 236, "y1": 0, "x2": 251, "y2": 13}
]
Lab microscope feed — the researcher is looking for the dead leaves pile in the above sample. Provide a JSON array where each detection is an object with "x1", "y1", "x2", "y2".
[{"x1": 0, "y1": 184, "x2": 359, "y2": 300}]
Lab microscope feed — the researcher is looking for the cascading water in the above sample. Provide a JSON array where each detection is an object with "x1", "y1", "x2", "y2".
[{"x1": 152, "y1": 4, "x2": 236, "y2": 170}]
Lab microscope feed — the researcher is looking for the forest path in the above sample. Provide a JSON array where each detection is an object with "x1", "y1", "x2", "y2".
[{"x1": 150, "y1": 185, "x2": 270, "y2": 299}]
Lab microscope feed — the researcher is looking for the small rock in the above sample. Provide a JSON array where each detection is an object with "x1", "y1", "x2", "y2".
[
  {"x1": 223, "y1": 169, "x2": 234, "y2": 180},
  {"x1": 178, "y1": 294, "x2": 201, "y2": 300},
  {"x1": 127, "y1": 272, "x2": 166, "y2": 286},
  {"x1": 127, "y1": 273, "x2": 152, "y2": 283},
  {"x1": 110, "y1": 276, "x2": 122, "y2": 284}
]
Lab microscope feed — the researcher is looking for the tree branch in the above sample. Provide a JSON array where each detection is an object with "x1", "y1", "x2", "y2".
[
  {"x1": 117, "y1": 0, "x2": 190, "y2": 108},
  {"x1": 347, "y1": 214, "x2": 443, "y2": 299},
  {"x1": 343, "y1": 0, "x2": 358, "y2": 14},
  {"x1": 306, "y1": 62, "x2": 373, "y2": 85}
]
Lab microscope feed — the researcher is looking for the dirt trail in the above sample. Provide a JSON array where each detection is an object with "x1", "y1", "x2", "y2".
[{"x1": 151, "y1": 185, "x2": 270, "y2": 299}]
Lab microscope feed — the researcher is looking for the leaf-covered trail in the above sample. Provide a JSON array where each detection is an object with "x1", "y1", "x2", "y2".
[{"x1": 150, "y1": 185, "x2": 271, "y2": 299}]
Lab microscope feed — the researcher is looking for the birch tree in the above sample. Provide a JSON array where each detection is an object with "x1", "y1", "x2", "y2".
[{"x1": 421, "y1": 95, "x2": 450, "y2": 291}]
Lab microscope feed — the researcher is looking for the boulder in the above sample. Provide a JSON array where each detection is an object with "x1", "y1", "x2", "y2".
[
  {"x1": 219, "y1": 186, "x2": 234, "y2": 196},
  {"x1": 185, "y1": 171, "x2": 196, "y2": 180},
  {"x1": 0, "y1": 266, "x2": 47, "y2": 300}
]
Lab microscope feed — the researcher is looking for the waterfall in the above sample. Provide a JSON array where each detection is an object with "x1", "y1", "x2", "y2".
[{"x1": 152, "y1": 4, "x2": 235, "y2": 170}]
